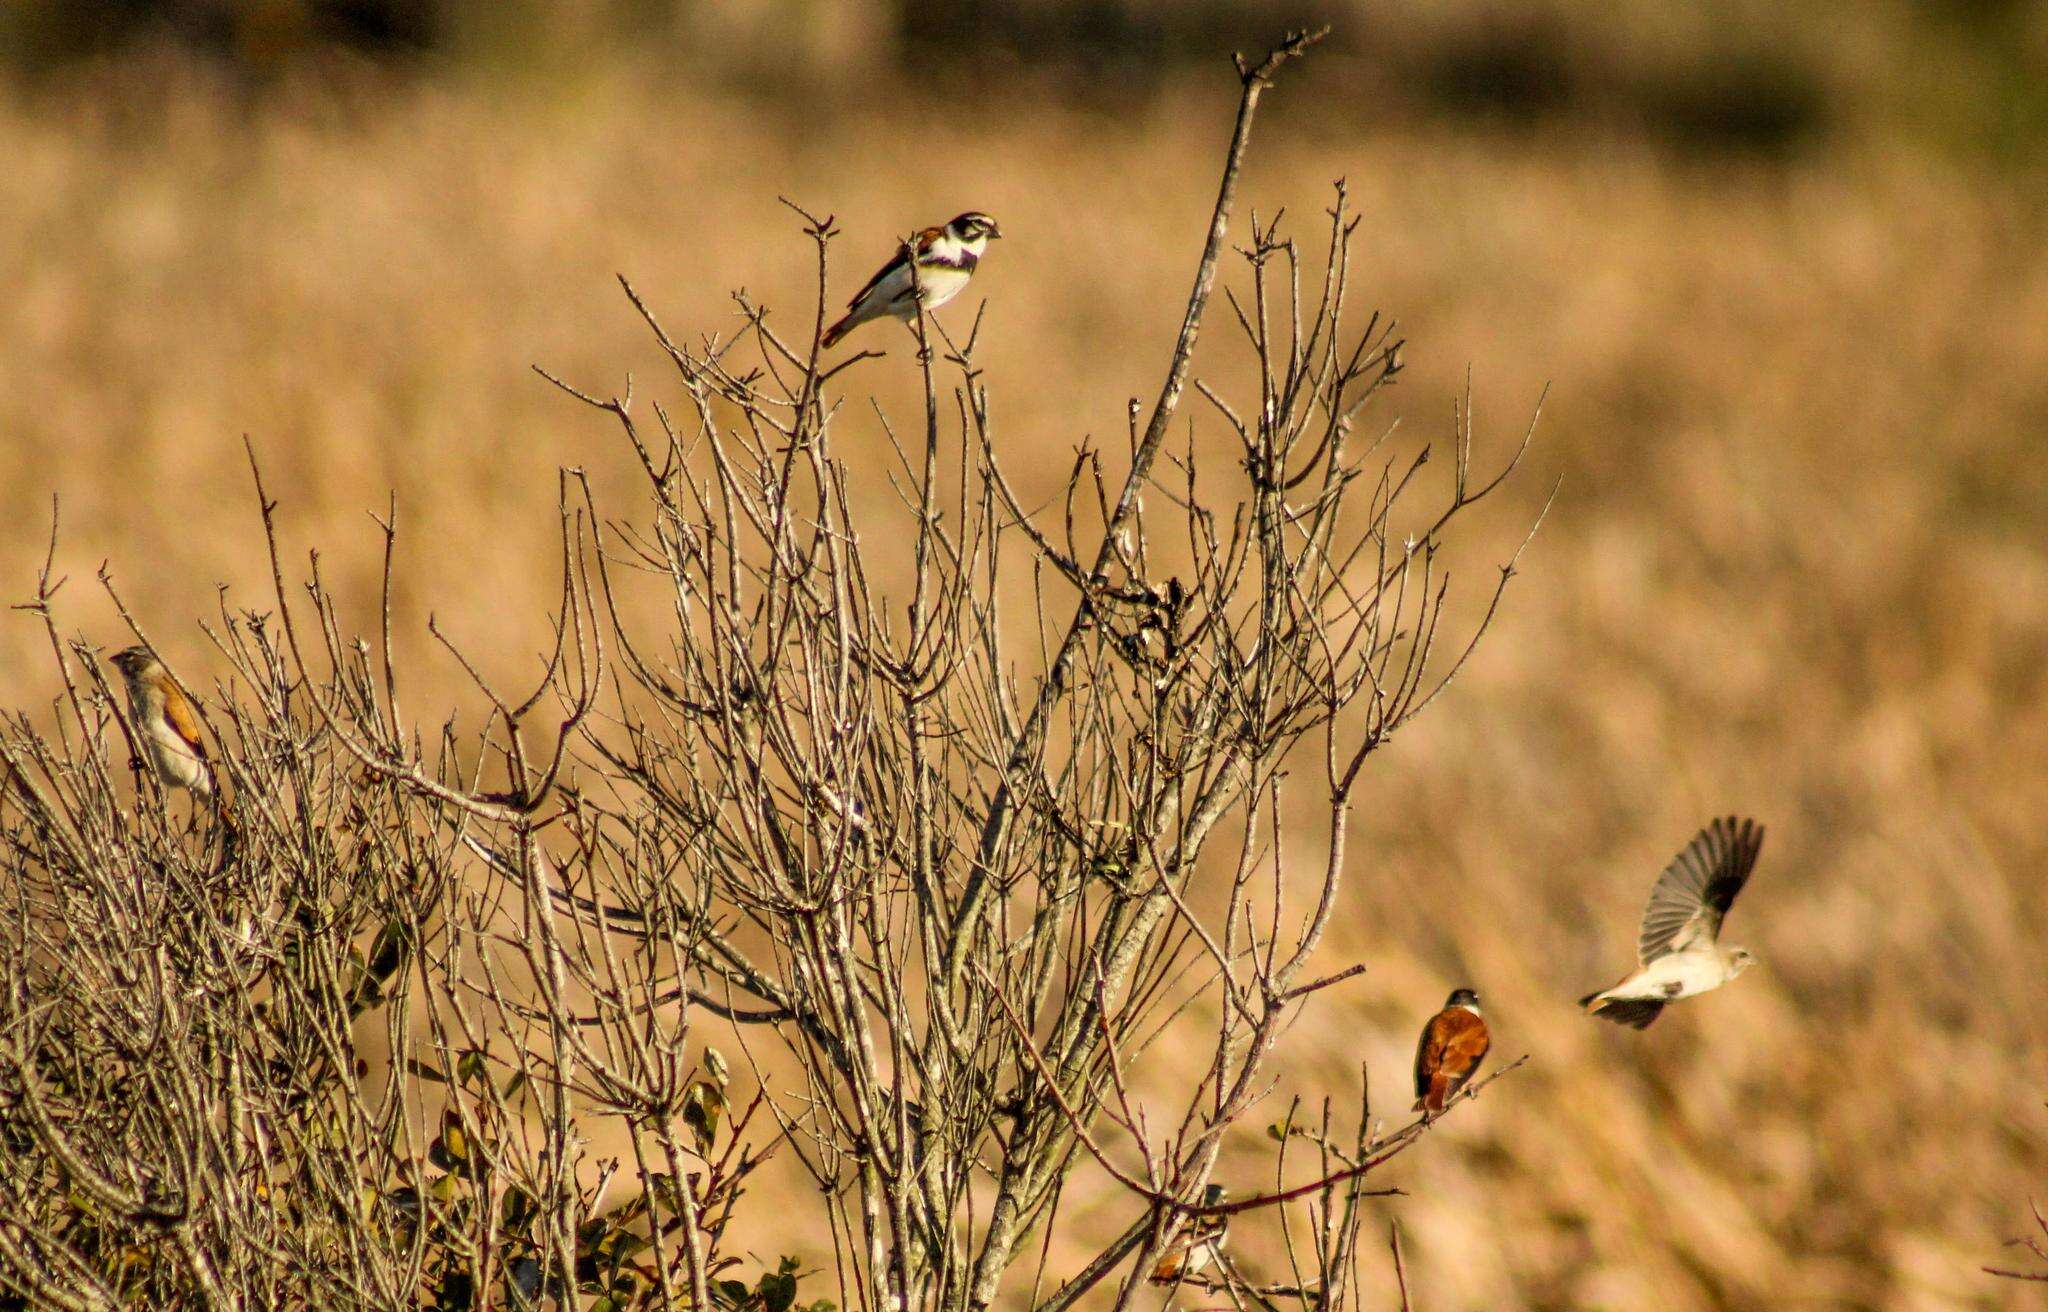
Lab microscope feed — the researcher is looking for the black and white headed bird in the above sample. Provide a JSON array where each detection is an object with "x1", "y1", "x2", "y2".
[
  {"x1": 1580, "y1": 816, "x2": 1765, "y2": 1029},
  {"x1": 821, "y1": 212, "x2": 1002, "y2": 347}
]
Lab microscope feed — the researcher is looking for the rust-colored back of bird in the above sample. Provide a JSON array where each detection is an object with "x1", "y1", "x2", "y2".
[{"x1": 1413, "y1": 1005, "x2": 1490, "y2": 1114}]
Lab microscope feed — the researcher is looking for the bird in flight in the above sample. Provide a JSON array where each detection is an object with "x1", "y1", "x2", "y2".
[
  {"x1": 1580, "y1": 816, "x2": 1765, "y2": 1028},
  {"x1": 821, "y1": 212, "x2": 1002, "y2": 347},
  {"x1": 109, "y1": 645, "x2": 214, "y2": 799},
  {"x1": 1413, "y1": 987, "x2": 1491, "y2": 1116}
]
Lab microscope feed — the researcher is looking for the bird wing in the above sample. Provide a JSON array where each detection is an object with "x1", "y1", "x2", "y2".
[
  {"x1": 1148, "y1": 1216, "x2": 1225, "y2": 1284},
  {"x1": 1636, "y1": 816, "x2": 1764, "y2": 964},
  {"x1": 843, "y1": 227, "x2": 943, "y2": 311},
  {"x1": 162, "y1": 684, "x2": 209, "y2": 761},
  {"x1": 1441, "y1": 1010, "x2": 1490, "y2": 1077},
  {"x1": 1412, "y1": 1014, "x2": 1443, "y2": 1102}
]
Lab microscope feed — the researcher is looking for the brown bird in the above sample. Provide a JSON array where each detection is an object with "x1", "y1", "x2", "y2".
[
  {"x1": 1412, "y1": 988, "x2": 1490, "y2": 1116},
  {"x1": 1148, "y1": 1184, "x2": 1228, "y2": 1285},
  {"x1": 108, "y1": 646, "x2": 213, "y2": 799}
]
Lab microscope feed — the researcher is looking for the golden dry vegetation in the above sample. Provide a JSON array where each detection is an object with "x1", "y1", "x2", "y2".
[{"x1": 3, "y1": 10, "x2": 2047, "y2": 1308}]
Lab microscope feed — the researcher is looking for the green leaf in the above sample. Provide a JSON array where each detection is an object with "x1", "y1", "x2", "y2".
[
  {"x1": 457, "y1": 1050, "x2": 489, "y2": 1088},
  {"x1": 384, "y1": 1185, "x2": 422, "y2": 1223},
  {"x1": 429, "y1": 1109, "x2": 473, "y2": 1174},
  {"x1": 681, "y1": 1079, "x2": 726, "y2": 1153},
  {"x1": 505, "y1": 1255, "x2": 543, "y2": 1308},
  {"x1": 759, "y1": 1269, "x2": 797, "y2": 1312},
  {"x1": 437, "y1": 1268, "x2": 475, "y2": 1310},
  {"x1": 500, "y1": 1185, "x2": 535, "y2": 1231},
  {"x1": 361, "y1": 919, "x2": 407, "y2": 986},
  {"x1": 648, "y1": 1173, "x2": 688, "y2": 1214},
  {"x1": 594, "y1": 1227, "x2": 649, "y2": 1262}
]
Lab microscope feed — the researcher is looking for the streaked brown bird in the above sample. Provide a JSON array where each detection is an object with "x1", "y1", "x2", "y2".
[
  {"x1": 1148, "y1": 1184, "x2": 1228, "y2": 1285},
  {"x1": 108, "y1": 645, "x2": 213, "y2": 799},
  {"x1": 1579, "y1": 816, "x2": 1764, "y2": 1029},
  {"x1": 1412, "y1": 988, "x2": 1490, "y2": 1116}
]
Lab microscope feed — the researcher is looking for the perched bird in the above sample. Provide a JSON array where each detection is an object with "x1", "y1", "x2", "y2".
[
  {"x1": 1412, "y1": 987, "x2": 1491, "y2": 1116},
  {"x1": 821, "y1": 212, "x2": 1002, "y2": 347},
  {"x1": 1580, "y1": 816, "x2": 1765, "y2": 1029},
  {"x1": 108, "y1": 646, "x2": 213, "y2": 799},
  {"x1": 1149, "y1": 1184, "x2": 1229, "y2": 1285}
]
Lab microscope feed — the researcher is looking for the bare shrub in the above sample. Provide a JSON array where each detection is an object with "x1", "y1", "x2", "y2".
[
  {"x1": 1987, "y1": 1199, "x2": 2048, "y2": 1285},
  {"x1": 0, "y1": 29, "x2": 1539, "y2": 1312}
]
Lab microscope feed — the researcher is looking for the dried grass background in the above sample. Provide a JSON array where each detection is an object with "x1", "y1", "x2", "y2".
[{"x1": 3, "y1": 7, "x2": 2047, "y2": 1308}]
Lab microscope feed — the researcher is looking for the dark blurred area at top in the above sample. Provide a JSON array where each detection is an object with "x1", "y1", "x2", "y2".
[{"x1": 5, "y1": 0, "x2": 2046, "y2": 159}]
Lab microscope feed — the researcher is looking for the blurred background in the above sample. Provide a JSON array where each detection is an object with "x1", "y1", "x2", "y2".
[{"x1": 3, "y1": 1, "x2": 2047, "y2": 1307}]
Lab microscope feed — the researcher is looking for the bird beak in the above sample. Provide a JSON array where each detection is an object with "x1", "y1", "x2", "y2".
[{"x1": 988, "y1": 224, "x2": 1004, "y2": 240}]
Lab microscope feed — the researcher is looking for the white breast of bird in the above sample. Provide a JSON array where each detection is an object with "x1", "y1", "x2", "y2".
[{"x1": 1622, "y1": 949, "x2": 1736, "y2": 1000}]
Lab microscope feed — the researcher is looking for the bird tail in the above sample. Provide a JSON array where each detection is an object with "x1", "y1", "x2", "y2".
[
  {"x1": 821, "y1": 313, "x2": 856, "y2": 348},
  {"x1": 1581, "y1": 992, "x2": 1666, "y2": 1029}
]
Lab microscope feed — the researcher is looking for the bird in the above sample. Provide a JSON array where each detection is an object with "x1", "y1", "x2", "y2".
[
  {"x1": 108, "y1": 645, "x2": 213, "y2": 799},
  {"x1": 1579, "y1": 816, "x2": 1765, "y2": 1029},
  {"x1": 1148, "y1": 1184, "x2": 1228, "y2": 1285},
  {"x1": 821, "y1": 212, "x2": 1002, "y2": 348},
  {"x1": 1412, "y1": 987, "x2": 1491, "y2": 1116}
]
